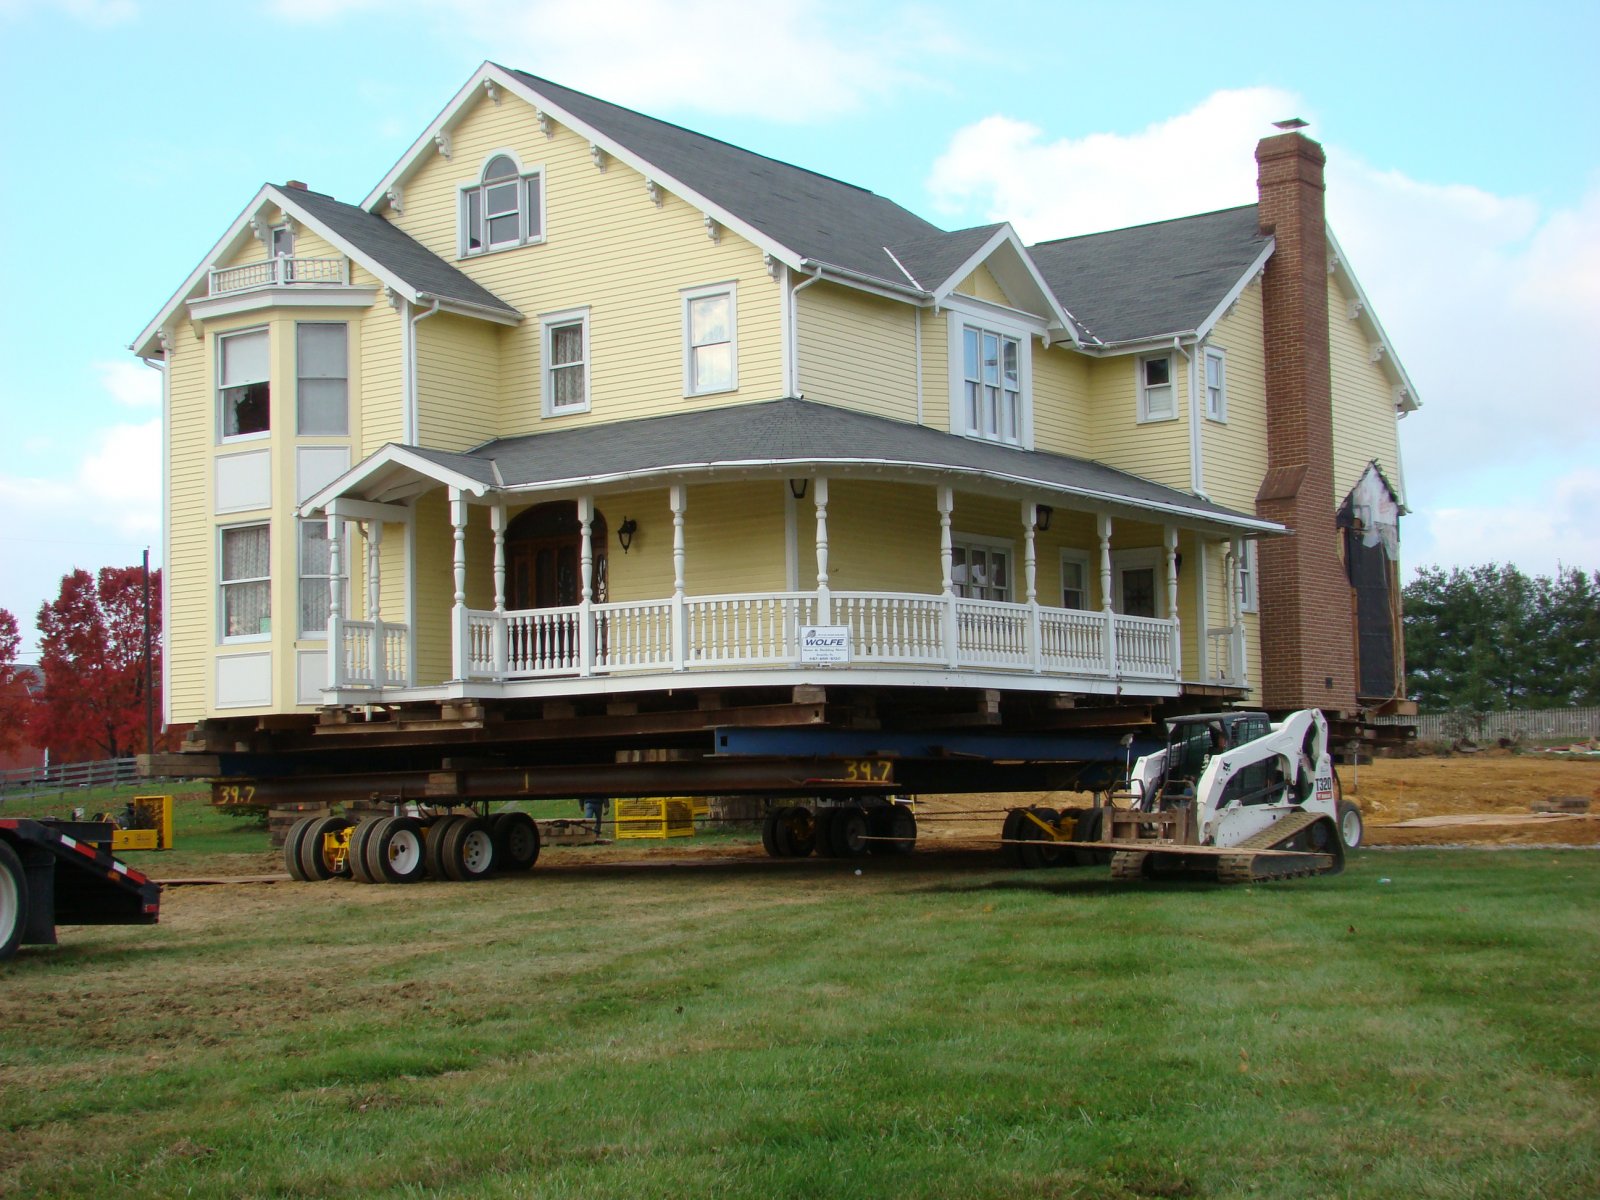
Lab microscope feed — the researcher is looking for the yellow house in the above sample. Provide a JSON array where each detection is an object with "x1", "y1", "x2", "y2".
[{"x1": 133, "y1": 64, "x2": 1419, "y2": 738}]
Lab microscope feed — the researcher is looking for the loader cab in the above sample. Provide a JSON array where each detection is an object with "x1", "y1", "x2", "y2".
[{"x1": 1156, "y1": 712, "x2": 1273, "y2": 807}]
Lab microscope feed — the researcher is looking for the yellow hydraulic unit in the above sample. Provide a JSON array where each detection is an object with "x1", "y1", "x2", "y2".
[
  {"x1": 108, "y1": 795, "x2": 175, "y2": 852},
  {"x1": 614, "y1": 797, "x2": 696, "y2": 840}
]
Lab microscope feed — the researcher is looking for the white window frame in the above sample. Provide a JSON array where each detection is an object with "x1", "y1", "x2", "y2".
[
  {"x1": 1238, "y1": 539, "x2": 1259, "y2": 613},
  {"x1": 1137, "y1": 353, "x2": 1177, "y2": 423},
  {"x1": 952, "y1": 533, "x2": 1014, "y2": 603},
  {"x1": 1059, "y1": 550, "x2": 1092, "y2": 611},
  {"x1": 217, "y1": 326, "x2": 271, "y2": 444},
  {"x1": 219, "y1": 522, "x2": 272, "y2": 644},
  {"x1": 269, "y1": 224, "x2": 294, "y2": 262},
  {"x1": 1204, "y1": 346, "x2": 1228, "y2": 423},
  {"x1": 459, "y1": 149, "x2": 545, "y2": 258},
  {"x1": 295, "y1": 321, "x2": 349, "y2": 437},
  {"x1": 541, "y1": 307, "x2": 591, "y2": 417},
  {"x1": 296, "y1": 519, "x2": 347, "y2": 639},
  {"x1": 681, "y1": 281, "x2": 738, "y2": 396},
  {"x1": 946, "y1": 305, "x2": 1035, "y2": 448},
  {"x1": 1111, "y1": 547, "x2": 1168, "y2": 618}
]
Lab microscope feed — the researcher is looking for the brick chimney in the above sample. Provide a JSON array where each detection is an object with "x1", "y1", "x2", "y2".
[{"x1": 1253, "y1": 132, "x2": 1357, "y2": 715}]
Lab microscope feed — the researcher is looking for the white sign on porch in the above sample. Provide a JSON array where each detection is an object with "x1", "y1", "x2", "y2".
[{"x1": 799, "y1": 625, "x2": 851, "y2": 664}]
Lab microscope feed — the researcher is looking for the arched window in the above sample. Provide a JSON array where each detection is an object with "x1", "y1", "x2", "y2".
[{"x1": 463, "y1": 152, "x2": 543, "y2": 255}]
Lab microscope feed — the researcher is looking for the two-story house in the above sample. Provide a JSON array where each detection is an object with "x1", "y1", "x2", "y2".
[{"x1": 133, "y1": 64, "x2": 1418, "y2": 771}]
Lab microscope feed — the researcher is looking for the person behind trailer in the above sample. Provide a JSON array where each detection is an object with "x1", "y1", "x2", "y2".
[{"x1": 580, "y1": 796, "x2": 608, "y2": 837}]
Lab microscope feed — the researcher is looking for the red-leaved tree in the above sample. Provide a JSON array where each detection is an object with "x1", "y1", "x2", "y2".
[
  {"x1": 31, "y1": 567, "x2": 164, "y2": 762},
  {"x1": 0, "y1": 608, "x2": 30, "y2": 759}
]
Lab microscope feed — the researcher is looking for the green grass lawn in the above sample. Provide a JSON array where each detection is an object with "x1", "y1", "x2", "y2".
[{"x1": 1, "y1": 836, "x2": 1596, "y2": 1198}]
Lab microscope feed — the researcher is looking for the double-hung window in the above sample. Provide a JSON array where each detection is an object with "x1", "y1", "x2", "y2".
[
  {"x1": 219, "y1": 328, "x2": 270, "y2": 440},
  {"x1": 463, "y1": 153, "x2": 543, "y2": 255},
  {"x1": 962, "y1": 324, "x2": 1023, "y2": 444},
  {"x1": 298, "y1": 520, "x2": 337, "y2": 637},
  {"x1": 683, "y1": 283, "x2": 736, "y2": 395},
  {"x1": 1139, "y1": 354, "x2": 1175, "y2": 422},
  {"x1": 541, "y1": 309, "x2": 590, "y2": 416},
  {"x1": 952, "y1": 537, "x2": 1012, "y2": 602},
  {"x1": 1238, "y1": 539, "x2": 1258, "y2": 613},
  {"x1": 221, "y1": 524, "x2": 271, "y2": 641},
  {"x1": 1060, "y1": 551, "x2": 1092, "y2": 610},
  {"x1": 1205, "y1": 347, "x2": 1227, "y2": 422},
  {"x1": 296, "y1": 323, "x2": 348, "y2": 435}
]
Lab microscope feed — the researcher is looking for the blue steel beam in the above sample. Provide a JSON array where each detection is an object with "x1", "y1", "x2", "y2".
[{"x1": 713, "y1": 727, "x2": 1162, "y2": 763}]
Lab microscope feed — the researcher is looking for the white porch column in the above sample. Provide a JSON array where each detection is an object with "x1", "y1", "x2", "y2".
[
  {"x1": 449, "y1": 488, "x2": 470, "y2": 682},
  {"x1": 1164, "y1": 525, "x2": 1181, "y2": 681},
  {"x1": 1098, "y1": 513, "x2": 1117, "y2": 676},
  {"x1": 367, "y1": 521, "x2": 385, "y2": 687},
  {"x1": 1230, "y1": 535, "x2": 1248, "y2": 687},
  {"x1": 813, "y1": 476, "x2": 831, "y2": 623},
  {"x1": 578, "y1": 495, "x2": 595, "y2": 677},
  {"x1": 670, "y1": 484, "x2": 687, "y2": 671},
  {"x1": 491, "y1": 503, "x2": 508, "y2": 676},
  {"x1": 1023, "y1": 501, "x2": 1041, "y2": 673},
  {"x1": 326, "y1": 514, "x2": 344, "y2": 689},
  {"x1": 938, "y1": 486, "x2": 958, "y2": 669}
]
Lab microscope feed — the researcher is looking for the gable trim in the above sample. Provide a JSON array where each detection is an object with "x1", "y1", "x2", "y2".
[
  {"x1": 1326, "y1": 227, "x2": 1421, "y2": 413},
  {"x1": 927, "y1": 224, "x2": 1081, "y2": 346},
  {"x1": 1194, "y1": 239, "x2": 1275, "y2": 340}
]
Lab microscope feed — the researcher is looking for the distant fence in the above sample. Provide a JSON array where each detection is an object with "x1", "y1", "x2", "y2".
[
  {"x1": 0, "y1": 757, "x2": 141, "y2": 800},
  {"x1": 1373, "y1": 706, "x2": 1600, "y2": 742}
]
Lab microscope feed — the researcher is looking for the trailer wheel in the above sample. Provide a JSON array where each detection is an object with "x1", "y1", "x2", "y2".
[
  {"x1": 1001, "y1": 808, "x2": 1027, "y2": 866},
  {"x1": 1072, "y1": 808, "x2": 1111, "y2": 866},
  {"x1": 283, "y1": 815, "x2": 319, "y2": 881},
  {"x1": 492, "y1": 812, "x2": 540, "y2": 871},
  {"x1": 783, "y1": 806, "x2": 818, "y2": 857},
  {"x1": 1018, "y1": 807, "x2": 1068, "y2": 869},
  {"x1": 761, "y1": 807, "x2": 783, "y2": 857},
  {"x1": 298, "y1": 816, "x2": 353, "y2": 881},
  {"x1": 441, "y1": 817, "x2": 495, "y2": 882},
  {"x1": 1337, "y1": 801, "x2": 1364, "y2": 850},
  {"x1": 367, "y1": 816, "x2": 426, "y2": 884},
  {"x1": 812, "y1": 808, "x2": 839, "y2": 858},
  {"x1": 869, "y1": 805, "x2": 916, "y2": 855},
  {"x1": 830, "y1": 806, "x2": 871, "y2": 858},
  {"x1": 0, "y1": 839, "x2": 28, "y2": 962},
  {"x1": 347, "y1": 818, "x2": 384, "y2": 885},
  {"x1": 425, "y1": 815, "x2": 466, "y2": 879}
]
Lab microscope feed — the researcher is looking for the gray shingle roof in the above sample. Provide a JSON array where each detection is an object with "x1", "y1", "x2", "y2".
[
  {"x1": 506, "y1": 69, "x2": 944, "y2": 292},
  {"x1": 886, "y1": 224, "x2": 1006, "y2": 292},
  {"x1": 1027, "y1": 206, "x2": 1269, "y2": 345},
  {"x1": 284, "y1": 186, "x2": 519, "y2": 317},
  {"x1": 444, "y1": 398, "x2": 1268, "y2": 530}
]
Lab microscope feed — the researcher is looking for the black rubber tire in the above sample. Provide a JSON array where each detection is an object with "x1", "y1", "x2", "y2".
[
  {"x1": 1001, "y1": 808, "x2": 1028, "y2": 866},
  {"x1": 492, "y1": 812, "x2": 540, "y2": 871},
  {"x1": 367, "y1": 816, "x2": 427, "y2": 884},
  {"x1": 441, "y1": 817, "x2": 496, "y2": 882},
  {"x1": 868, "y1": 805, "x2": 916, "y2": 855},
  {"x1": 298, "y1": 816, "x2": 353, "y2": 881},
  {"x1": 283, "y1": 815, "x2": 319, "y2": 881},
  {"x1": 346, "y1": 818, "x2": 384, "y2": 885},
  {"x1": 0, "y1": 839, "x2": 29, "y2": 962},
  {"x1": 1019, "y1": 807, "x2": 1067, "y2": 869},
  {"x1": 812, "y1": 808, "x2": 839, "y2": 858},
  {"x1": 1337, "y1": 801, "x2": 1364, "y2": 850},
  {"x1": 779, "y1": 806, "x2": 817, "y2": 857},
  {"x1": 830, "y1": 806, "x2": 871, "y2": 858},
  {"x1": 425, "y1": 815, "x2": 466, "y2": 879},
  {"x1": 761, "y1": 807, "x2": 784, "y2": 857}
]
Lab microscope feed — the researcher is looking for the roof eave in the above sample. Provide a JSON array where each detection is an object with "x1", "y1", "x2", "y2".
[{"x1": 1326, "y1": 226, "x2": 1422, "y2": 413}]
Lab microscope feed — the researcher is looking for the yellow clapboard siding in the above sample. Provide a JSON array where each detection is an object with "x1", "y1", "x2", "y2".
[
  {"x1": 1086, "y1": 352, "x2": 1192, "y2": 490},
  {"x1": 796, "y1": 284, "x2": 920, "y2": 422},
  {"x1": 1198, "y1": 280, "x2": 1268, "y2": 513},
  {"x1": 1032, "y1": 344, "x2": 1092, "y2": 455},
  {"x1": 954, "y1": 266, "x2": 1009, "y2": 306},
  {"x1": 416, "y1": 314, "x2": 502, "y2": 450},
  {"x1": 917, "y1": 307, "x2": 950, "y2": 430},
  {"x1": 1328, "y1": 273, "x2": 1402, "y2": 503}
]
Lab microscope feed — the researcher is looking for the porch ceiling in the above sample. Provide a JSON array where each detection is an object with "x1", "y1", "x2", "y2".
[{"x1": 306, "y1": 398, "x2": 1282, "y2": 536}]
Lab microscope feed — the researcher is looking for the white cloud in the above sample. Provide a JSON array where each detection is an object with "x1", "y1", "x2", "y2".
[
  {"x1": 274, "y1": 0, "x2": 961, "y2": 120},
  {"x1": 94, "y1": 360, "x2": 161, "y2": 409},
  {"x1": 0, "y1": 0, "x2": 137, "y2": 26},
  {"x1": 1408, "y1": 466, "x2": 1600, "y2": 577},
  {"x1": 265, "y1": 0, "x2": 380, "y2": 19},
  {"x1": 926, "y1": 90, "x2": 1600, "y2": 577}
]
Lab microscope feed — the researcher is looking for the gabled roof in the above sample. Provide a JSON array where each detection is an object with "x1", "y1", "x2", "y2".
[
  {"x1": 132, "y1": 183, "x2": 518, "y2": 357},
  {"x1": 305, "y1": 398, "x2": 1282, "y2": 536},
  {"x1": 1028, "y1": 206, "x2": 1272, "y2": 346}
]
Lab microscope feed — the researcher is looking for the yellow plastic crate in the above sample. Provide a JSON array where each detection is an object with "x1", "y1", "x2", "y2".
[{"x1": 614, "y1": 796, "x2": 697, "y2": 840}]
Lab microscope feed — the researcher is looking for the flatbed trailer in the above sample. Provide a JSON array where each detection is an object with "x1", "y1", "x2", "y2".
[{"x1": 0, "y1": 818, "x2": 162, "y2": 961}]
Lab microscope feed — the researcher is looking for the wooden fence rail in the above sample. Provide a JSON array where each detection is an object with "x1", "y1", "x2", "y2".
[
  {"x1": 1373, "y1": 706, "x2": 1600, "y2": 741},
  {"x1": 0, "y1": 757, "x2": 141, "y2": 799}
]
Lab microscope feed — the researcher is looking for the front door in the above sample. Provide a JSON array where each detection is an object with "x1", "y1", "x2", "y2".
[{"x1": 505, "y1": 502, "x2": 608, "y2": 610}]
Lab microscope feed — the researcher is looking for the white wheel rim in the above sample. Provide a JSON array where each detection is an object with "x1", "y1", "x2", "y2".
[
  {"x1": 389, "y1": 830, "x2": 423, "y2": 873},
  {"x1": 0, "y1": 866, "x2": 19, "y2": 940},
  {"x1": 1342, "y1": 811, "x2": 1361, "y2": 845},
  {"x1": 462, "y1": 830, "x2": 493, "y2": 873}
]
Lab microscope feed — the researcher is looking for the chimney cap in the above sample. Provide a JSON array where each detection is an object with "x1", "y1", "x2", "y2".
[
  {"x1": 285, "y1": 179, "x2": 309, "y2": 190},
  {"x1": 1272, "y1": 118, "x2": 1309, "y2": 131}
]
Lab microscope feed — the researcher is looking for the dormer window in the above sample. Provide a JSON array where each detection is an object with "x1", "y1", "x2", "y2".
[
  {"x1": 463, "y1": 153, "x2": 543, "y2": 256},
  {"x1": 959, "y1": 323, "x2": 1025, "y2": 445}
]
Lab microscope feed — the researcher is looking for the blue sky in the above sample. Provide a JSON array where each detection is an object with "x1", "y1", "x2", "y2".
[{"x1": 2, "y1": 0, "x2": 1597, "y2": 658}]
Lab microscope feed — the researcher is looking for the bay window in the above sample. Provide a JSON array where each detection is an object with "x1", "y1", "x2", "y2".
[
  {"x1": 221, "y1": 524, "x2": 271, "y2": 641},
  {"x1": 219, "y1": 328, "x2": 270, "y2": 440}
]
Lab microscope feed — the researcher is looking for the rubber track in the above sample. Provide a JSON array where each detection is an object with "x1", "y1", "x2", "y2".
[
  {"x1": 1109, "y1": 851, "x2": 1147, "y2": 881},
  {"x1": 1216, "y1": 811, "x2": 1340, "y2": 884}
]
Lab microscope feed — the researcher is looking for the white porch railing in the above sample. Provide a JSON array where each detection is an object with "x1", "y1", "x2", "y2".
[
  {"x1": 1207, "y1": 625, "x2": 1247, "y2": 687},
  {"x1": 444, "y1": 590, "x2": 1197, "y2": 686},
  {"x1": 209, "y1": 256, "x2": 349, "y2": 294},
  {"x1": 339, "y1": 619, "x2": 412, "y2": 688}
]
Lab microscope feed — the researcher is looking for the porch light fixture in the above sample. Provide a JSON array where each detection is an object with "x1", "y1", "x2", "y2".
[
  {"x1": 617, "y1": 517, "x2": 638, "y2": 553},
  {"x1": 1035, "y1": 505, "x2": 1053, "y2": 532},
  {"x1": 789, "y1": 478, "x2": 809, "y2": 500}
]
